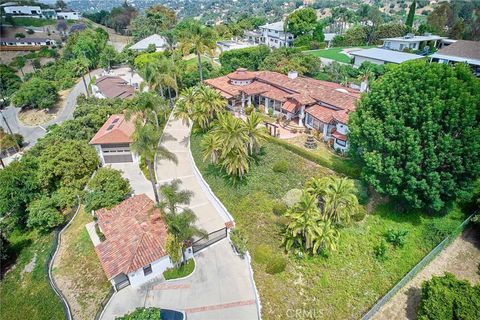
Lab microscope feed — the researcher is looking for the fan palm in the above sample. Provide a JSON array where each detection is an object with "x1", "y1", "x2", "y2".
[
  {"x1": 179, "y1": 22, "x2": 217, "y2": 82},
  {"x1": 283, "y1": 191, "x2": 339, "y2": 254},
  {"x1": 130, "y1": 123, "x2": 178, "y2": 204},
  {"x1": 124, "y1": 92, "x2": 169, "y2": 130},
  {"x1": 244, "y1": 112, "x2": 268, "y2": 155},
  {"x1": 211, "y1": 112, "x2": 249, "y2": 159},
  {"x1": 165, "y1": 209, "x2": 207, "y2": 264},
  {"x1": 195, "y1": 86, "x2": 227, "y2": 121}
]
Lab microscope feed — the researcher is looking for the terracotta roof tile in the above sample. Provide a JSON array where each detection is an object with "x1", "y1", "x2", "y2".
[
  {"x1": 89, "y1": 114, "x2": 136, "y2": 145},
  {"x1": 94, "y1": 194, "x2": 169, "y2": 279},
  {"x1": 305, "y1": 104, "x2": 337, "y2": 123},
  {"x1": 95, "y1": 75, "x2": 135, "y2": 99}
]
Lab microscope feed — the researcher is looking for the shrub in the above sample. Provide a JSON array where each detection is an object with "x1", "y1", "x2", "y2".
[
  {"x1": 265, "y1": 255, "x2": 287, "y2": 274},
  {"x1": 385, "y1": 229, "x2": 408, "y2": 248},
  {"x1": 245, "y1": 106, "x2": 254, "y2": 115},
  {"x1": 253, "y1": 244, "x2": 274, "y2": 264},
  {"x1": 272, "y1": 201, "x2": 287, "y2": 216},
  {"x1": 373, "y1": 240, "x2": 388, "y2": 261},
  {"x1": 352, "y1": 206, "x2": 366, "y2": 222},
  {"x1": 12, "y1": 77, "x2": 58, "y2": 109},
  {"x1": 117, "y1": 307, "x2": 161, "y2": 320},
  {"x1": 282, "y1": 188, "x2": 302, "y2": 208},
  {"x1": 230, "y1": 228, "x2": 248, "y2": 258},
  {"x1": 418, "y1": 273, "x2": 480, "y2": 320},
  {"x1": 15, "y1": 33, "x2": 25, "y2": 38},
  {"x1": 272, "y1": 160, "x2": 289, "y2": 173},
  {"x1": 354, "y1": 179, "x2": 369, "y2": 205},
  {"x1": 26, "y1": 29, "x2": 34, "y2": 34},
  {"x1": 26, "y1": 196, "x2": 63, "y2": 232}
]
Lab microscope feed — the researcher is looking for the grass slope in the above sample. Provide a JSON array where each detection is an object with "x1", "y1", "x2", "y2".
[
  {"x1": 190, "y1": 133, "x2": 466, "y2": 320},
  {"x1": 305, "y1": 46, "x2": 375, "y2": 63},
  {"x1": 3, "y1": 17, "x2": 57, "y2": 27},
  {"x1": 0, "y1": 230, "x2": 65, "y2": 320},
  {"x1": 52, "y1": 207, "x2": 111, "y2": 320}
]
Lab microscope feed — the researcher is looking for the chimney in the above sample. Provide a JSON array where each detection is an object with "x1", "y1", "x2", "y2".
[{"x1": 288, "y1": 70, "x2": 298, "y2": 80}]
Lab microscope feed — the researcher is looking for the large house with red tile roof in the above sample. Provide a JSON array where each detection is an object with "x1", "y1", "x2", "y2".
[
  {"x1": 89, "y1": 114, "x2": 138, "y2": 164},
  {"x1": 92, "y1": 194, "x2": 183, "y2": 289},
  {"x1": 204, "y1": 68, "x2": 360, "y2": 151}
]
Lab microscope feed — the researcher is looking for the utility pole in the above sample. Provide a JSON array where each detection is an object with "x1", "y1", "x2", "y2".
[{"x1": 0, "y1": 102, "x2": 21, "y2": 151}]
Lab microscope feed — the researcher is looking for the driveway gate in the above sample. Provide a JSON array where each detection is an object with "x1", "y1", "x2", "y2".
[{"x1": 192, "y1": 227, "x2": 227, "y2": 253}]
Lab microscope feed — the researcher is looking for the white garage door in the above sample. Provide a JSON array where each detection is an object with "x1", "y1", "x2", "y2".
[{"x1": 102, "y1": 144, "x2": 133, "y2": 163}]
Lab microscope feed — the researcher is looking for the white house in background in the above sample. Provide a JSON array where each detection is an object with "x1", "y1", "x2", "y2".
[
  {"x1": 0, "y1": 37, "x2": 56, "y2": 47},
  {"x1": 129, "y1": 34, "x2": 167, "y2": 52},
  {"x1": 89, "y1": 114, "x2": 139, "y2": 164},
  {"x1": 430, "y1": 40, "x2": 480, "y2": 77},
  {"x1": 90, "y1": 194, "x2": 191, "y2": 290},
  {"x1": 56, "y1": 10, "x2": 80, "y2": 20},
  {"x1": 3, "y1": 5, "x2": 42, "y2": 16},
  {"x1": 259, "y1": 21, "x2": 294, "y2": 48},
  {"x1": 350, "y1": 48, "x2": 424, "y2": 67},
  {"x1": 382, "y1": 33, "x2": 444, "y2": 51},
  {"x1": 217, "y1": 39, "x2": 258, "y2": 53}
]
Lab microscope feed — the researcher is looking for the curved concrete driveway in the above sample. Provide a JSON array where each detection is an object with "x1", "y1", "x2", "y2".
[{"x1": 101, "y1": 116, "x2": 260, "y2": 320}]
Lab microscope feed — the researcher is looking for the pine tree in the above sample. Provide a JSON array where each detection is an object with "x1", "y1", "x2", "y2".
[{"x1": 406, "y1": 1, "x2": 416, "y2": 30}]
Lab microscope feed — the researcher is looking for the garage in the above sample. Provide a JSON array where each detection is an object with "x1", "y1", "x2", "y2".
[{"x1": 101, "y1": 144, "x2": 133, "y2": 163}]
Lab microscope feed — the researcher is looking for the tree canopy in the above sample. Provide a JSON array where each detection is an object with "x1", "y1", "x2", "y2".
[
  {"x1": 287, "y1": 7, "x2": 318, "y2": 37},
  {"x1": 130, "y1": 5, "x2": 176, "y2": 41},
  {"x1": 260, "y1": 47, "x2": 321, "y2": 77},
  {"x1": 219, "y1": 45, "x2": 270, "y2": 73},
  {"x1": 0, "y1": 64, "x2": 22, "y2": 101},
  {"x1": 11, "y1": 77, "x2": 58, "y2": 109},
  {"x1": 84, "y1": 168, "x2": 131, "y2": 212},
  {"x1": 349, "y1": 61, "x2": 480, "y2": 211}
]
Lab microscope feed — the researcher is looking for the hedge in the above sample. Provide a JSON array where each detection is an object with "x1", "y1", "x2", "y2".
[{"x1": 266, "y1": 136, "x2": 361, "y2": 178}]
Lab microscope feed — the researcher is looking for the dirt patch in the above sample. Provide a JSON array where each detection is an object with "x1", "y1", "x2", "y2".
[
  {"x1": 371, "y1": 226, "x2": 480, "y2": 320},
  {"x1": 17, "y1": 88, "x2": 69, "y2": 126}
]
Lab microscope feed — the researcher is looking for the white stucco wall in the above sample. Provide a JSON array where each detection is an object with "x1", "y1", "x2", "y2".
[
  {"x1": 4, "y1": 6, "x2": 41, "y2": 15},
  {"x1": 57, "y1": 12, "x2": 80, "y2": 20},
  {"x1": 353, "y1": 55, "x2": 386, "y2": 67},
  {"x1": 128, "y1": 255, "x2": 173, "y2": 287}
]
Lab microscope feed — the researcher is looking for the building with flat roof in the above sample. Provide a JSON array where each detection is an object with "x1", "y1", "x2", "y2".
[
  {"x1": 129, "y1": 34, "x2": 167, "y2": 52},
  {"x1": 382, "y1": 33, "x2": 444, "y2": 52},
  {"x1": 350, "y1": 48, "x2": 424, "y2": 67},
  {"x1": 430, "y1": 40, "x2": 480, "y2": 76}
]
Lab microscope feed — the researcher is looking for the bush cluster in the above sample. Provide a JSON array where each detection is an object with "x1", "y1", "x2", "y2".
[
  {"x1": 230, "y1": 228, "x2": 248, "y2": 258},
  {"x1": 253, "y1": 244, "x2": 287, "y2": 274},
  {"x1": 272, "y1": 160, "x2": 289, "y2": 173}
]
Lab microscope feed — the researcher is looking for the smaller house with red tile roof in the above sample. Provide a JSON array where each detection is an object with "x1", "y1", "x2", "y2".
[
  {"x1": 89, "y1": 114, "x2": 138, "y2": 164},
  {"x1": 90, "y1": 194, "x2": 181, "y2": 289},
  {"x1": 92, "y1": 75, "x2": 135, "y2": 99},
  {"x1": 205, "y1": 68, "x2": 361, "y2": 151}
]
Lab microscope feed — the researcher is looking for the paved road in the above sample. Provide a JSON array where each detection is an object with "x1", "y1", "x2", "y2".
[
  {"x1": 0, "y1": 69, "x2": 101, "y2": 148},
  {"x1": 107, "y1": 162, "x2": 156, "y2": 201}
]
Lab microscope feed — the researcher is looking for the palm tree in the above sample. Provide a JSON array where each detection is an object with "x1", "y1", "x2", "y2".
[
  {"x1": 158, "y1": 179, "x2": 194, "y2": 215},
  {"x1": 156, "y1": 56, "x2": 179, "y2": 104},
  {"x1": 210, "y1": 112, "x2": 249, "y2": 160},
  {"x1": 307, "y1": 176, "x2": 359, "y2": 225},
  {"x1": 283, "y1": 191, "x2": 339, "y2": 254},
  {"x1": 124, "y1": 92, "x2": 169, "y2": 130},
  {"x1": 179, "y1": 22, "x2": 217, "y2": 82},
  {"x1": 165, "y1": 208, "x2": 207, "y2": 264},
  {"x1": 201, "y1": 133, "x2": 221, "y2": 164},
  {"x1": 357, "y1": 64, "x2": 374, "y2": 92},
  {"x1": 221, "y1": 149, "x2": 250, "y2": 178},
  {"x1": 195, "y1": 86, "x2": 226, "y2": 122},
  {"x1": 130, "y1": 123, "x2": 177, "y2": 204},
  {"x1": 244, "y1": 112, "x2": 268, "y2": 155},
  {"x1": 174, "y1": 87, "x2": 197, "y2": 126}
]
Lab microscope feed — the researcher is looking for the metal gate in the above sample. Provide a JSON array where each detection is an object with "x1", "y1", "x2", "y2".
[
  {"x1": 192, "y1": 227, "x2": 227, "y2": 253},
  {"x1": 112, "y1": 273, "x2": 130, "y2": 291}
]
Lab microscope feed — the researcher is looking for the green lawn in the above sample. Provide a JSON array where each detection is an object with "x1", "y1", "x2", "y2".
[
  {"x1": 163, "y1": 259, "x2": 195, "y2": 280},
  {"x1": 52, "y1": 207, "x2": 111, "y2": 320},
  {"x1": 305, "y1": 46, "x2": 375, "y2": 63},
  {"x1": 190, "y1": 133, "x2": 466, "y2": 320},
  {"x1": 2, "y1": 17, "x2": 57, "y2": 27},
  {"x1": 0, "y1": 230, "x2": 65, "y2": 320}
]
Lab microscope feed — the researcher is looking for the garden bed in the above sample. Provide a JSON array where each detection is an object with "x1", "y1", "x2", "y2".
[
  {"x1": 190, "y1": 133, "x2": 466, "y2": 320},
  {"x1": 52, "y1": 207, "x2": 111, "y2": 320},
  {"x1": 163, "y1": 259, "x2": 195, "y2": 280}
]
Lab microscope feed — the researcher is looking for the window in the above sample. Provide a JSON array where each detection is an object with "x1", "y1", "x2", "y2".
[
  {"x1": 336, "y1": 139, "x2": 347, "y2": 147},
  {"x1": 143, "y1": 264, "x2": 152, "y2": 276}
]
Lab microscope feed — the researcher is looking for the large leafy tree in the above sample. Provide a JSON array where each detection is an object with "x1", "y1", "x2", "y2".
[
  {"x1": 84, "y1": 167, "x2": 132, "y2": 212},
  {"x1": 286, "y1": 7, "x2": 318, "y2": 37},
  {"x1": 130, "y1": 5, "x2": 176, "y2": 41},
  {"x1": 26, "y1": 195, "x2": 63, "y2": 233},
  {"x1": 260, "y1": 47, "x2": 321, "y2": 77},
  {"x1": 349, "y1": 61, "x2": 480, "y2": 211},
  {"x1": 0, "y1": 64, "x2": 22, "y2": 101},
  {"x1": 219, "y1": 45, "x2": 270, "y2": 74},
  {"x1": 12, "y1": 77, "x2": 58, "y2": 109}
]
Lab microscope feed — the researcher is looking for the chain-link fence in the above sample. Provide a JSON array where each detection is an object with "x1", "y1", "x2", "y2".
[{"x1": 361, "y1": 211, "x2": 477, "y2": 320}]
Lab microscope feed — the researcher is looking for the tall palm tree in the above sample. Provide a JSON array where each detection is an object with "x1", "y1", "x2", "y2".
[
  {"x1": 156, "y1": 56, "x2": 179, "y2": 103},
  {"x1": 158, "y1": 179, "x2": 194, "y2": 215},
  {"x1": 179, "y1": 22, "x2": 217, "y2": 82},
  {"x1": 357, "y1": 64, "x2": 374, "y2": 92},
  {"x1": 283, "y1": 191, "x2": 339, "y2": 254},
  {"x1": 174, "y1": 87, "x2": 197, "y2": 126},
  {"x1": 244, "y1": 112, "x2": 268, "y2": 155},
  {"x1": 130, "y1": 123, "x2": 177, "y2": 204},
  {"x1": 124, "y1": 92, "x2": 169, "y2": 130},
  {"x1": 165, "y1": 209, "x2": 207, "y2": 264},
  {"x1": 307, "y1": 176, "x2": 359, "y2": 225}
]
